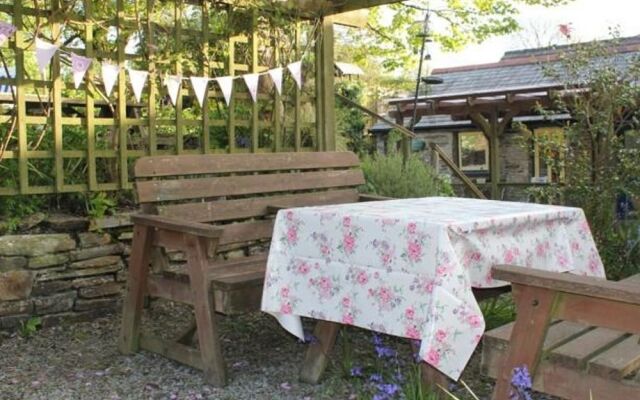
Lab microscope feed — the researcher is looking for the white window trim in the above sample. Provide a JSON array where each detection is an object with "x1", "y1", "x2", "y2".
[{"x1": 458, "y1": 131, "x2": 489, "y2": 172}]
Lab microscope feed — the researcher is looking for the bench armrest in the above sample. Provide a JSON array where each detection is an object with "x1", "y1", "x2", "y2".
[
  {"x1": 130, "y1": 214, "x2": 224, "y2": 239},
  {"x1": 492, "y1": 265, "x2": 640, "y2": 305},
  {"x1": 358, "y1": 193, "x2": 393, "y2": 202}
]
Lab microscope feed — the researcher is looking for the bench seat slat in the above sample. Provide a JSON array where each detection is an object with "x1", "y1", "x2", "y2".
[
  {"x1": 156, "y1": 189, "x2": 359, "y2": 223},
  {"x1": 134, "y1": 151, "x2": 360, "y2": 178},
  {"x1": 136, "y1": 169, "x2": 365, "y2": 203}
]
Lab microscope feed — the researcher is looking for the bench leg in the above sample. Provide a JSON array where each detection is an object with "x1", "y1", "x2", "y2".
[
  {"x1": 119, "y1": 224, "x2": 153, "y2": 354},
  {"x1": 300, "y1": 321, "x2": 341, "y2": 384},
  {"x1": 186, "y1": 236, "x2": 227, "y2": 387},
  {"x1": 492, "y1": 285, "x2": 556, "y2": 400}
]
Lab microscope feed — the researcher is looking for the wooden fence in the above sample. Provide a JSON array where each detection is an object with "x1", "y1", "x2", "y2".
[{"x1": 0, "y1": 0, "x2": 332, "y2": 196}]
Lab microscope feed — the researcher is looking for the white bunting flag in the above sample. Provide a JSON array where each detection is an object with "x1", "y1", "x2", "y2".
[
  {"x1": 70, "y1": 53, "x2": 92, "y2": 89},
  {"x1": 189, "y1": 77, "x2": 210, "y2": 107},
  {"x1": 268, "y1": 67, "x2": 283, "y2": 95},
  {"x1": 287, "y1": 61, "x2": 302, "y2": 89},
  {"x1": 101, "y1": 62, "x2": 119, "y2": 97},
  {"x1": 165, "y1": 75, "x2": 182, "y2": 106},
  {"x1": 215, "y1": 76, "x2": 234, "y2": 106},
  {"x1": 127, "y1": 68, "x2": 148, "y2": 102},
  {"x1": 243, "y1": 73, "x2": 260, "y2": 103},
  {"x1": 0, "y1": 21, "x2": 16, "y2": 46},
  {"x1": 35, "y1": 38, "x2": 59, "y2": 76}
]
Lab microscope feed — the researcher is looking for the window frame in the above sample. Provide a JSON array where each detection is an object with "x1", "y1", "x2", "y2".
[
  {"x1": 457, "y1": 131, "x2": 489, "y2": 172},
  {"x1": 533, "y1": 127, "x2": 566, "y2": 183}
]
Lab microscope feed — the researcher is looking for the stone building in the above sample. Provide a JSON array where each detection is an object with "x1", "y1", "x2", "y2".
[{"x1": 369, "y1": 35, "x2": 640, "y2": 200}]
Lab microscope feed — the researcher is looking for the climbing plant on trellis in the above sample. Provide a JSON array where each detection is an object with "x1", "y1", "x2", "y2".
[{"x1": 0, "y1": 0, "x2": 328, "y2": 195}]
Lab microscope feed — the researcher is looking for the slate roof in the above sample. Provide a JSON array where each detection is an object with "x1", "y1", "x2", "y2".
[
  {"x1": 371, "y1": 35, "x2": 640, "y2": 134},
  {"x1": 386, "y1": 35, "x2": 640, "y2": 104}
]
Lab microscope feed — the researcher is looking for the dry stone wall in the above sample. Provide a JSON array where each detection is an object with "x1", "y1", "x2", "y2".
[{"x1": 0, "y1": 219, "x2": 130, "y2": 330}]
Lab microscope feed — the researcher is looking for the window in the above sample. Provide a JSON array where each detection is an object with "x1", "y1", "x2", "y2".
[
  {"x1": 533, "y1": 127, "x2": 565, "y2": 183},
  {"x1": 458, "y1": 131, "x2": 489, "y2": 171}
]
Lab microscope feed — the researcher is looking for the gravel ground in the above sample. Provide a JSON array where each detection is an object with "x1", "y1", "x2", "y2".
[{"x1": 0, "y1": 300, "x2": 551, "y2": 400}]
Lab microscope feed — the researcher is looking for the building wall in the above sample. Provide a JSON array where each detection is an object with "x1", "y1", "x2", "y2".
[{"x1": 374, "y1": 130, "x2": 534, "y2": 201}]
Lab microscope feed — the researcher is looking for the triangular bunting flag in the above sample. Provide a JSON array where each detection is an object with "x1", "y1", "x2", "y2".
[
  {"x1": 268, "y1": 67, "x2": 283, "y2": 95},
  {"x1": 70, "y1": 53, "x2": 92, "y2": 89},
  {"x1": 243, "y1": 73, "x2": 260, "y2": 103},
  {"x1": 127, "y1": 68, "x2": 148, "y2": 102},
  {"x1": 0, "y1": 21, "x2": 16, "y2": 47},
  {"x1": 101, "y1": 62, "x2": 119, "y2": 97},
  {"x1": 165, "y1": 75, "x2": 182, "y2": 106},
  {"x1": 35, "y1": 38, "x2": 59, "y2": 76},
  {"x1": 287, "y1": 61, "x2": 302, "y2": 89},
  {"x1": 215, "y1": 76, "x2": 234, "y2": 106},
  {"x1": 189, "y1": 76, "x2": 210, "y2": 108}
]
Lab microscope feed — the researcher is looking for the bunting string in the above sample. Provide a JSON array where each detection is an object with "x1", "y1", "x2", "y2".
[{"x1": 2, "y1": 23, "x2": 308, "y2": 107}]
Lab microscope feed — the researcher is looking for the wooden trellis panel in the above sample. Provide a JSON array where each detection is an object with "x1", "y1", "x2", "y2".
[{"x1": 0, "y1": 0, "x2": 325, "y2": 196}]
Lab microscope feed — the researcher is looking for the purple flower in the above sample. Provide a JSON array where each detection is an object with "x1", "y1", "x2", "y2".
[
  {"x1": 300, "y1": 331, "x2": 318, "y2": 344},
  {"x1": 377, "y1": 383, "x2": 400, "y2": 396},
  {"x1": 350, "y1": 366, "x2": 363, "y2": 377},
  {"x1": 511, "y1": 366, "x2": 532, "y2": 389},
  {"x1": 375, "y1": 345, "x2": 396, "y2": 358},
  {"x1": 510, "y1": 365, "x2": 533, "y2": 400},
  {"x1": 372, "y1": 333, "x2": 383, "y2": 346},
  {"x1": 369, "y1": 373, "x2": 382, "y2": 383}
]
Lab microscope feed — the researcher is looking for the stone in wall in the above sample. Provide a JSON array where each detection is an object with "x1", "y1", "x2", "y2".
[
  {"x1": 78, "y1": 232, "x2": 112, "y2": 248},
  {"x1": 78, "y1": 282, "x2": 122, "y2": 299},
  {"x1": 0, "y1": 270, "x2": 35, "y2": 301},
  {"x1": 69, "y1": 244, "x2": 123, "y2": 262},
  {"x1": 0, "y1": 256, "x2": 27, "y2": 270},
  {"x1": 33, "y1": 291, "x2": 76, "y2": 315},
  {"x1": 0, "y1": 299, "x2": 32, "y2": 316},
  {"x1": 0, "y1": 234, "x2": 76, "y2": 257},
  {"x1": 28, "y1": 253, "x2": 70, "y2": 269}
]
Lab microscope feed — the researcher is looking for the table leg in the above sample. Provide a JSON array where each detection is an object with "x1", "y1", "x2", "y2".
[
  {"x1": 299, "y1": 321, "x2": 341, "y2": 384},
  {"x1": 410, "y1": 340, "x2": 451, "y2": 399}
]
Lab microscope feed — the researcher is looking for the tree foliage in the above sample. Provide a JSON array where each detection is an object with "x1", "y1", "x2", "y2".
[
  {"x1": 531, "y1": 35, "x2": 640, "y2": 279},
  {"x1": 335, "y1": 0, "x2": 573, "y2": 103}
]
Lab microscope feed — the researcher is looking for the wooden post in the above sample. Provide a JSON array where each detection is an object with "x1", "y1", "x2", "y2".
[
  {"x1": 489, "y1": 111, "x2": 500, "y2": 200},
  {"x1": 13, "y1": 0, "x2": 28, "y2": 194},
  {"x1": 315, "y1": 17, "x2": 336, "y2": 151}
]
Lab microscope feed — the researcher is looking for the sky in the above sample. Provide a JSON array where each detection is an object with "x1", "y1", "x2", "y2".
[{"x1": 429, "y1": 0, "x2": 640, "y2": 69}]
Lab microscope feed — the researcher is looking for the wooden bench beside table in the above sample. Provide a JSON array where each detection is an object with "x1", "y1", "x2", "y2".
[
  {"x1": 118, "y1": 151, "x2": 388, "y2": 386},
  {"x1": 486, "y1": 266, "x2": 640, "y2": 399}
]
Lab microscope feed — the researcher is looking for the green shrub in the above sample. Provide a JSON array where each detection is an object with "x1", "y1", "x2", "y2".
[{"x1": 360, "y1": 153, "x2": 453, "y2": 198}]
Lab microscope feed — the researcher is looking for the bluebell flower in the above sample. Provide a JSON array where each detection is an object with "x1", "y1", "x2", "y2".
[
  {"x1": 377, "y1": 383, "x2": 400, "y2": 396},
  {"x1": 350, "y1": 366, "x2": 363, "y2": 377},
  {"x1": 300, "y1": 331, "x2": 318, "y2": 344},
  {"x1": 369, "y1": 373, "x2": 382, "y2": 383},
  {"x1": 510, "y1": 365, "x2": 533, "y2": 400},
  {"x1": 372, "y1": 333, "x2": 383, "y2": 346},
  {"x1": 374, "y1": 345, "x2": 396, "y2": 358},
  {"x1": 511, "y1": 365, "x2": 532, "y2": 389}
]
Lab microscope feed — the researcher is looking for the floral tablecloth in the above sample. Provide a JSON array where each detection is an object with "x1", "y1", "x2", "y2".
[{"x1": 260, "y1": 197, "x2": 605, "y2": 379}]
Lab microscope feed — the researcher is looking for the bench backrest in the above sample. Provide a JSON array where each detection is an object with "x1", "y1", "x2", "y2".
[{"x1": 134, "y1": 151, "x2": 365, "y2": 256}]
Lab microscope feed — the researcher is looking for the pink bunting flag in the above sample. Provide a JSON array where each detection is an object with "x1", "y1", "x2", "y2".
[
  {"x1": 70, "y1": 53, "x2": 92, "y2": 89},
  {"x1": 243, "y1": 73, "x2": 260, "y2": 103},
  {"x1": 189, "y1": 77, "x2": 210, "y2": 108},
  {"x1": 287, "y1": 61, "x2": 302, "y2": 89},
  {"x1": 127, "y1": 68, "x2": 148, "y2": 102},
  {"x1": 215, "y1": 76, "x2": 234, "y2": 106},
  {"x1": 35, "y1": 38, "x2": 59, "y2": 76},
  {"x1": 101, "y1": 62, "x2": 119, "y2": 97},
  {"x1": 0, "y1": 21, "x2": 16, "y2": 46},
  {"x1": 165, "y1": 75, "x2": 182, "y2": 106},
  {"x1": 268, "y1": 67, "x2": 283, "y2": 95}
]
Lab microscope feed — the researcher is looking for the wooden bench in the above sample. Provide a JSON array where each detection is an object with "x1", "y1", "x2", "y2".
[
  {"x1": 487, "y1": 266, "x2": 640, "y2": 399},
  {"x1": 118, "y1": 151, "x2": 384, "y2": 386}
]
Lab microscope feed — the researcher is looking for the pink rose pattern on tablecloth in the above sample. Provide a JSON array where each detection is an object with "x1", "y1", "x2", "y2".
[{"x1": 261, "y1": 197, "x2": 605, "y2": 380}]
